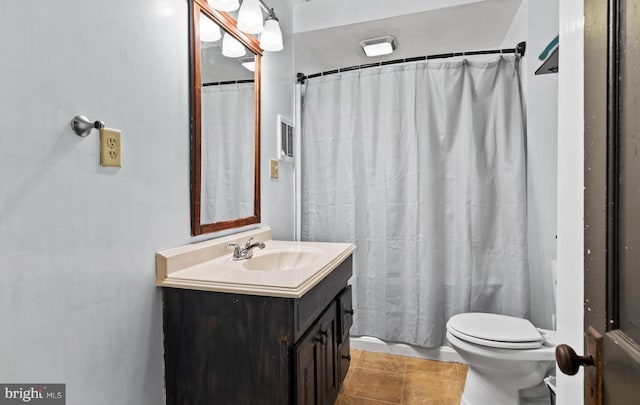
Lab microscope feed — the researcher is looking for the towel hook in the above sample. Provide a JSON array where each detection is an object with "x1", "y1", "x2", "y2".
[{"x1": 71, "y1": 115, "x2": 105, "y2": 137}]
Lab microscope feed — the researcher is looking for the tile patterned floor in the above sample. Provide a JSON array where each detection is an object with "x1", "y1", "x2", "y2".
[{"x1": 336, "y1": 350, "x2": 467, "y2": 405}]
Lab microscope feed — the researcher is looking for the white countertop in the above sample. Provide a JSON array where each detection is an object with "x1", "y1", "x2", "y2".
[{"x1": 156, "y1": 227, "x2": 354, "y2": 298}]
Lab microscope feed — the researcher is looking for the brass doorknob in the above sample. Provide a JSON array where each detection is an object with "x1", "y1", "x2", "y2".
[{"x1": 556, "y1": 344, "x2": 594, "y2": 375}]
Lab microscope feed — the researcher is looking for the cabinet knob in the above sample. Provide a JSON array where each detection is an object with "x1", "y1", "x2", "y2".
[
  {"x1": 316, "y1": 328, "x2": 328, "y2": 345},
  {"x1": 345, "y1": 309, "x2": 354, "y2": 315},
  {"x1": 342, "y1": 354, "x2": 352, "y2": 361}
]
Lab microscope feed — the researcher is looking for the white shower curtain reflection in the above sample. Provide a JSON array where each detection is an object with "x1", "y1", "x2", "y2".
[
  {"x1": 201, "y1": 82, "x2": 254, "y2": 224},
  {"x1": 301, "y1": 55, "x2": 529, "y2": 347}
]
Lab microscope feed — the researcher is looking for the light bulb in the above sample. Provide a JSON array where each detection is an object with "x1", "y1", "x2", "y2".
[
  {"x1": 222, "y1": 33, "x2": 246, "y2": 58},
  {"x1": 237, "y1": 0, "x2": 263, "y2": 34},
  {"x1": 207, "y1": 0, "x2": 239, "y2": 12},
  {"x1": 260, "y1": 17, "x2": 283, "y2": 52},
  {"x1": 200, "y1": 16, "x2": 221, "y2": 42}
]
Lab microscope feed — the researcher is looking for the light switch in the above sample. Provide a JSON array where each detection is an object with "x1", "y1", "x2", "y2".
[
  {"x1": 269, "y1": 159, "x2": 278, "y2": 179},
  {"x1": 100, "y1": 128, "x2": 121, "y2": 167}
]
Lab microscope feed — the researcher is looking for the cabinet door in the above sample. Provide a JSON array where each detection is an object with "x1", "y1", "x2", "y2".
[
  {"x1": 295, "y1": 327, "x2": 321, "y2": 405},
  {"x1": 295, "y1": 301, "x2": 339, "y2": 405},
  {"x1": 317, "y1": 301, "x2": 339, "y2": 405},
  {"x1": 336, "y1": 285, "x2": 353, "y2": 343},
  {"x1": 338, "y1": 336, "x2": 351, "y2": 386}
]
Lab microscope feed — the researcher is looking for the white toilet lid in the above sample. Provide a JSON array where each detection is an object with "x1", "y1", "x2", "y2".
[{"x1": 447, "y1": 313, "x2": 543, "y2": 349}]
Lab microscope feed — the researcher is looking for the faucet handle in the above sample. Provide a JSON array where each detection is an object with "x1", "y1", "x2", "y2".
[
  {"x1": 228, "y1": 243, "x2": 242, "y2": 257},
  {"x1": 244, "y1": 237, "x2": 254, "y2": 248}
]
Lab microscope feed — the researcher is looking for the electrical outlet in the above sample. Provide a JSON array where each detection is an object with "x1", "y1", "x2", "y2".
[
  {"x1": 269, "y1": 159, "x2": 278, "y2": 179},
  {"x1": 100, "y1": 128, "x2": 121, "y2": 167}
]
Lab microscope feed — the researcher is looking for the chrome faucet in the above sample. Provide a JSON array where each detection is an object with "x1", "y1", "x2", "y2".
[{"x1": 228, "y1": 237, "x2": 266, "y2": 260}]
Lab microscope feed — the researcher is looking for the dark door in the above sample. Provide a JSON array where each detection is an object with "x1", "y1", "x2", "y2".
[
  {"x1": 295, "y1": 329, "x2": 320, "y2": 405},
  {"x1": 294, "y1": 302, "x2": 338, "y2": 405},
  {"x1": 317, "y1": 302, "x2": 339, "y2": 405},
  {"x1": 576, "y1": 0, "x2": 640, "y2": 403}
]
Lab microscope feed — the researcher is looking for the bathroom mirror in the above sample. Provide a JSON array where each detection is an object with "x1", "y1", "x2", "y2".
[{"x1": 189, "y1": 0, "x2": 262, "y2": 235}]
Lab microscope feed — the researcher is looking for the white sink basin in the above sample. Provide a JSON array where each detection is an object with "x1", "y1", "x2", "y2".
[
  {"x1": 156, "y1": 227, "x2": 355, "y2": 297},
  {"x1": 242, "y1": 248, "x2": 324, "y2": 271}
]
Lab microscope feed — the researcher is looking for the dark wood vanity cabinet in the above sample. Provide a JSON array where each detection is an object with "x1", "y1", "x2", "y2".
[{"x1": 162, "y1": 256, "x2": 353, "y2": 405}]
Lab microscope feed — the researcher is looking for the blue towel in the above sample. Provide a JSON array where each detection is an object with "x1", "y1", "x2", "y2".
[{"x1": 539, "y1": 35, "x2": 559, "y2": 61}]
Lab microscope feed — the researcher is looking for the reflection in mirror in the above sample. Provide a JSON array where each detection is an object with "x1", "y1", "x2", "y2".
[
  {"x1": 190, "y1": 3, "x2": 262, "y2": 235},
  {"x1": 200, "y1": 12, "x2": 255, "y2": 224}
]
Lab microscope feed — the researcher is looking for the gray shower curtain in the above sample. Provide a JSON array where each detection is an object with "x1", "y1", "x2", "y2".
[{"x1": 301, "y1": 55, "x2": 529, "y2": 347}]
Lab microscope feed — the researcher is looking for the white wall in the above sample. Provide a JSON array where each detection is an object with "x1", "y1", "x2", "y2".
[
  {"x1": 501, "y1": 0, "x2": 559, "y2": 330},
  {"x1": 260, "y1": 0, "x2": 296, "y2": 240},
  {"x1": 0, "y1": 1, "x2": 189, "y2": 403},
  {"x1": 556, "y1": 1, "x2": 585, "y2": 403},
  {"x1": 293, "y1": 0, "x2": 484, "y2": 33},
  {"x1": 501, "y1": 0, "x2": 528, "y2": 94},
  {"x1": 525, "y1": 0, "x2": 559, "y2": 331},
  {"x1": 501, "y1": 0, "x2": 528, "y2": 48},
  {"x1": 0, "y1": 0, "x2": 294, "y2": 403}
]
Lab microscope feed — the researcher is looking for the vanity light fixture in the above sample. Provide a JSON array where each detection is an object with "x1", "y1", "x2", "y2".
[
  {"x1": 237, "y1": 0, "x2": 264, "y2": 34},
  {"x1": 239, "y1": 56, "x2": 256, "y2": 71},
  {"x1": 200, "y1": 16, "x2": 222, "y2": 42},
  {"x1": 260, "y1": 9, "x2": 283, "y2": 52},
  {"x1": 207, "y1": 0, "x2": 283, "y2": 51},
  {"x1": 222, "y1": 32, "x2": 246, "y2": 57},
  {"x1": 359, "y1": 36, "x2": 397, "y2": 57}
]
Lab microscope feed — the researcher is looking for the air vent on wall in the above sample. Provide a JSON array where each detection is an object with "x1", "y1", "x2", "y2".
[{"x1": 277, "y1": 115, "x2": 294, "y2": 160}]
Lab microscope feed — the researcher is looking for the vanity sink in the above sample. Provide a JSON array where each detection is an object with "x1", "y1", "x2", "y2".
[
  {"x1": 242, "y1": 248, "x2": 324, "y2": 271},
  {"x1": 159, "y1": 226, "x2": 355, "y2": 405},
  {"x1": 156, "y1": 226, "x2": 355, "y2": 298}
]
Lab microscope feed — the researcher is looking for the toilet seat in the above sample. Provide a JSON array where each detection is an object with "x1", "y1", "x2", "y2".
[{"x1": 447, "y1": 313, "x2": 543, "y2": 349}]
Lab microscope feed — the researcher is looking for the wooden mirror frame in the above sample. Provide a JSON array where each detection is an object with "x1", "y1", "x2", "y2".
[{"x1": 189, "y1": 0, "x2": 262, "y2": 236}]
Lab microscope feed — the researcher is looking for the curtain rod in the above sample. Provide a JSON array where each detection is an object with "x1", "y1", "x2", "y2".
[
  {"x1": 202, "y1": 79, "x2": 255, "y2": 87},
  {"x1": 297, "y1": 41, "x2": 526, "y2": 84}
]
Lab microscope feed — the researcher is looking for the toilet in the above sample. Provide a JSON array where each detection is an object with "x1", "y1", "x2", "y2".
[{"x1": 446, "y1": 312, "x2": 556, "y2": 405}]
